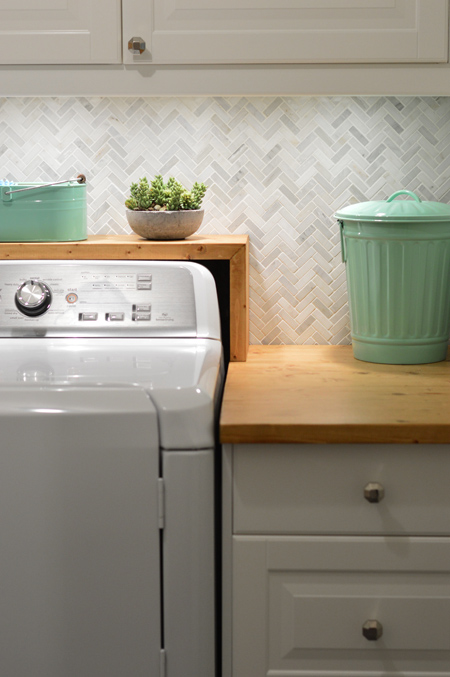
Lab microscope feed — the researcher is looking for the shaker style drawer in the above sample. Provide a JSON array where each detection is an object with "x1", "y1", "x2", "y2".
[
  {"x1": 233, "y1": 444, "x2": 450, "y2": 535},
  {"x1": 232, "y1": 536, "x2": 450, "y2": 677}
]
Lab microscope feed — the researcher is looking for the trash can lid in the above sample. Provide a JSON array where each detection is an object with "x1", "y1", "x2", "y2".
[{"x1": 335, "y1": 190, "x2": 450, "y2": 223}]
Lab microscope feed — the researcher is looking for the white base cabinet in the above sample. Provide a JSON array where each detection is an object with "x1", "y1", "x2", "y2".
[{"x1": 223, "y1": 444, "x2": 450, "y2": 677}]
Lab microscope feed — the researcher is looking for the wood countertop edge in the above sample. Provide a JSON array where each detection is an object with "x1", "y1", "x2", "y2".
[{"x1": 220, "y1": 424, "x2": 450, "y2": 445}]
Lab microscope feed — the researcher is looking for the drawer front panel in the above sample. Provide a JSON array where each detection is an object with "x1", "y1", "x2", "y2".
[
  {"x1": 233, "y1": 443, "x2": 450, "y2": 535},
  {"x1": 232, "y1": 536, "x2": 450, "y2": 677}
]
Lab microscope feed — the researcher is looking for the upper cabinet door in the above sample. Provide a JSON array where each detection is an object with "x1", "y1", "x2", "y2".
[
  {"x1": 122, "y1": 0, "x2": 449, "y2": 65},
  {"x1": 0, "y1": 0, "x2": 121, "y2": 64}
]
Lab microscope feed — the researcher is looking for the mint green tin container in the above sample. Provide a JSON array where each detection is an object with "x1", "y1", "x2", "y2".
[
  {"x1": 0, "y1": 180, "x2": 87, "y2": 242},
  {"x1": 335, "y1": 191, "x2": 450, "y2": 364}
]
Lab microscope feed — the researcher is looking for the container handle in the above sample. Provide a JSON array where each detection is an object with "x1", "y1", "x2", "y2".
[
  {"x1": 339, "y1": 219, "x2": 347, "y2": 263},
  {"x1": 1, "y1": 187, "x2": 12, "y2": 203},
  {"x1": 386, "y1": 190, "x2": 421, "y2": 203},
  {"x1": 4, "y1": 174, "x2": 86, "y2": 197}
]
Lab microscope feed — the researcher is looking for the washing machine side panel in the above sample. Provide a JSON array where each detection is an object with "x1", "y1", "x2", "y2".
[
  {"x1": 163, "y1": 449, "x2": 216, "y2": 677},
  {"x1": 0, "y1": 386, "x2": 161, "y2": 677}
]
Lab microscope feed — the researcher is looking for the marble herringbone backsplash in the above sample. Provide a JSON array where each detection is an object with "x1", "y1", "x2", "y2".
[{"x1": 1, "y1": 95, "x2": 450, "y2": 345}]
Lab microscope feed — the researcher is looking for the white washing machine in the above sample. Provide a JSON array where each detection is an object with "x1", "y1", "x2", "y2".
[{"x1": 0, "y1": 260, "x2": 224, "y2": 677}]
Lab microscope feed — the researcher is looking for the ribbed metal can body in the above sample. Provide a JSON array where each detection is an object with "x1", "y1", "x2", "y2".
[{"x1": 341, "y1": 219, "x2": 450, "y2": 364}]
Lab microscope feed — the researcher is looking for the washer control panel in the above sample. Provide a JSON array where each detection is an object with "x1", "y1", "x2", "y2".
[{"x1": 0, "y1": 261, "x2": 198, "y2": 337}]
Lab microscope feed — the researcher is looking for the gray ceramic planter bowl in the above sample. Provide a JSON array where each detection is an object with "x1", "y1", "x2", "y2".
[{"x1": 126, "y1": 208, "x2": 204, "y2": 240}]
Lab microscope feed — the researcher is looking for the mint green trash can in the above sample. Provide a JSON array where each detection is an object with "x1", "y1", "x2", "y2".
[{"x1": 335, "y1": 190, "x2": 450, "y2": 364}]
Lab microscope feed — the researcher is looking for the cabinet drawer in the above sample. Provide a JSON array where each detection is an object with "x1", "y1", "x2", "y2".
[
  {"x1": 232, "y1": 536, "x2": 450, "y2": 677},
  {"x1": 233, "y1": 444, "x2": 450, "y2": 535}
]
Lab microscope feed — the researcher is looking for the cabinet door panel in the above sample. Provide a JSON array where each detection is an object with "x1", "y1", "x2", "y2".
[
  {"x1": 124, "y1": 0, "x2": 448, "y2": 64},
  {"x1": 233, "y1": 444, "x2": 450, "y2": 536},
  {"x1": 233, "y1": 536, "x2": 450, "y2": 677},
  {"x1": 0, "y1": 0, "x2": 121, "y2": 64}
]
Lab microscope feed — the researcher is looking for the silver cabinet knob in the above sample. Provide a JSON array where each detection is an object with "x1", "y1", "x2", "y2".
[
  {"x1": 364, "y1": 482, "x2": 385, "y2": 503},
  {"x1": 128, "y1": 37, "x2": 146, "y2": 55},
  {"x1": 362, "y1": 619, "x2": 383, "y2": 641}
]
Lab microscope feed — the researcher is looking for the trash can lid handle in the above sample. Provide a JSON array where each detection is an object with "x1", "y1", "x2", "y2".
[{"x1": 387, "y1": 190, "x2": 422, "y2": 203}]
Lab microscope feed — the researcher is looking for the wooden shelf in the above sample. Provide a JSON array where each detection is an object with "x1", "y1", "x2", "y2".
[{"x1": 0, "y1": 233, "x2": 249, "y2": 361}]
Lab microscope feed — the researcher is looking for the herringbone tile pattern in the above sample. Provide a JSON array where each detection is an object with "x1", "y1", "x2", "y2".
[{"x1": 1, "y1": 95, "x2": 450, "y2": 345}]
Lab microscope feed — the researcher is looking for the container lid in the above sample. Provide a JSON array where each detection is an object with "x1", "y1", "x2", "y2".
[{"x1": 335, "y1": 190, "x2": 450, "y2": 223}]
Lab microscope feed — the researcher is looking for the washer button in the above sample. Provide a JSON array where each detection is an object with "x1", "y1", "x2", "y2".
[
  {"x1": 79, "y1": 312, "x2": 98, "y2": 321},
  {"x1": 137, "y1": 283, "x2": 152, "y2": 290},
  {"x1": 66, "y1": 293, "x2": 78, "y2": 304},
  {"x1": 133, "y1": 304, "x2": 151, "y2": 312},
  {"x1": 132, "y1": 313, "x2": 151, "y2": 321},
  {"x1": 137, "y1": 275, "x2": 152, "y2": 281},
  {"x1": 106, "y1": 312, "x2": 125, "y2": 321}
]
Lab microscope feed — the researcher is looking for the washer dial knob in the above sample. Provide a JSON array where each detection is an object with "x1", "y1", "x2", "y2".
[{"x1": 15, "y1": 280, "x2": 52, "y2": 316}]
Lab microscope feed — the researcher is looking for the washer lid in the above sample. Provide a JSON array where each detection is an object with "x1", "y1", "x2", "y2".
[
  {"x1": 0, "y1": 337, "x2": 223, "y2": 450},
  {"x1": 335, "y1": 190, "x2": 450, "y2": 223}
]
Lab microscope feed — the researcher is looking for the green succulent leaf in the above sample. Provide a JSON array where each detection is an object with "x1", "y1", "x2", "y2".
[
  {"x1": 125, "y1": 175, "x2": 208, "y2": 211},
  {"x1": 125, "y1": 197, "x2": 137, "y2": 210}
]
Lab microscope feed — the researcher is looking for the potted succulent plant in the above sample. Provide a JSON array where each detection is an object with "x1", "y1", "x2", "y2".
[{"x1": 125, "y1": 174, "x2": 207, "y2": 240}]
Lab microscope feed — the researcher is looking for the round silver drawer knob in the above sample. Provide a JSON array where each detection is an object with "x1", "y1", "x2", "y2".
[
  {"x1": 128, "y1": 37, "x2": 146, "y2": 54},
  {"x1": 362, "y1": 619, "x2": 383, "y2": 641},
  {"x1": 364, "y1": 482, "x2": 385, "y2": 503}
]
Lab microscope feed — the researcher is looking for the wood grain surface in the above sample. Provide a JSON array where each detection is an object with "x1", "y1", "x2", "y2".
[
  {"x1": 0, "y1": 233, "x2": 246, "y2": 261},
  {"x1": 0, "y1": 233, "x2": 249, "y2": 361},
  {"x1": 220, "y1": 345, "x2": 450, "y2": 444}
]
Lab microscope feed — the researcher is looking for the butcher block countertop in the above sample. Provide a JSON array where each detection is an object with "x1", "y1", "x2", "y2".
[{"x1": 220, "y1": 345, "x2": 450, "y2": 445}]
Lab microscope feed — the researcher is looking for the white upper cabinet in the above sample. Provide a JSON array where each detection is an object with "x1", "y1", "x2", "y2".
[
  {"x1": 0, "y1": 0, "x2": 121, "y2": 64},
  {"x1": 123, "y1": 0, "x2": 449, "y2": 65},
  {"x1": 1, "y1": 0, "x2": 449, "y2": 94},
  {"x1": 0, "y1": 0, "x2": 448, "y2": 67}
]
